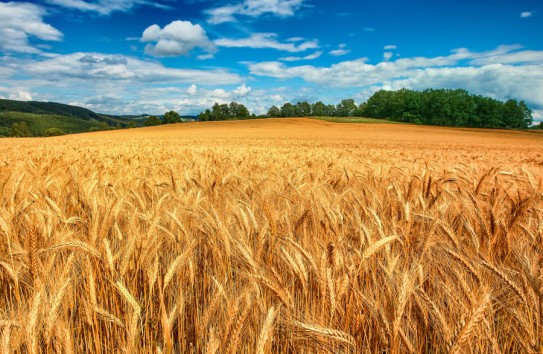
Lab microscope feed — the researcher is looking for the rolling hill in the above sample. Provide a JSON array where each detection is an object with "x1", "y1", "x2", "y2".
[{"x1": 0, "y1": 99, "x2": 143, "y2": 136}]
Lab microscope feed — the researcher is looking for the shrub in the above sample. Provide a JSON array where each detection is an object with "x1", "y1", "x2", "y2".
[{"x1": 43, "y1": 127, "x2": 66, "y2": 136}]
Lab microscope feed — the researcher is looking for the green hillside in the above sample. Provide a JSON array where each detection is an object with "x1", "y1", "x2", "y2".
[
  {"x1": 0, "y1": 99, "x2": 141, "y2": 137},
  {"x1": 0, "y1": 112, "x2": 98, "y2": 136},
  {"x1": 0, "y1": 99, "x2": 104, "y2": 118}
]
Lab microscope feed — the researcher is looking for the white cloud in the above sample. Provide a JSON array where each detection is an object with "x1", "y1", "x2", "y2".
[
  {"x1": 521, "y1": 11, "x2": 532, "y2": 18},
  {"x1": 10, "y1": 90, "x2": 34, "y2": 101},
  {"x1": 270, "y1": 94, "x2": 284, "y2": 102},
  {"x1": 470, "y1": 44, "x2": 543, "y2": 65},
  {"x1": 248, "y1": 45, "x2": 543, "y2": 111},
  {"x1": 215, "y1": 33, "x2": 318, "y2": 52},
  {"x1": 329, "y1": 44, "x2": 351, "y2": 57},
  {"x1": 279, "y1": 51, "x2": 322, "y2": 62},
  {"x1": 232, "y1": 83, "x2": 252, "y2": 96},
  {"x1": 197, "y1": 54, "x2": 214, "y2": 60},
  {"x1": 45, "y1": 0, "x2": 171, "y2": 15},
  {"x1": 22, "y1": 52, "x2": 242, "y2": 85},
  {"x1": 187, "y1": 84, "x2": 197, "y2": 95},
  {"x1": 141, "y1": 20, "x2": 215, "y2": 57},
  {"x1": 384, "y1": 45, "x2": 397, "y2": 50},
  {"x1": 0, "y1": 51, "x2": 245, "y2": 115},
  {"x1": 471, "y1": 49, "x2": 543, "y2": 65},
  {"x1": 207, "y1": 0, "x2": 305, "y2": 24},
  {"x1": 383, "y1": 52, "x2": 393, "y2": 61},
  {"x1": 0, "y1": 2, "x2": 63, "y2": 53}
]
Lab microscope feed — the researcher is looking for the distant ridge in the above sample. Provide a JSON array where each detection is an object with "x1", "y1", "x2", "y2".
[
  {"x1": 1, "y1": 99, "x2": 114, "y2": 121},
  {"x1": 0, "y1": 99, "x2": 143, "y2": 136}
]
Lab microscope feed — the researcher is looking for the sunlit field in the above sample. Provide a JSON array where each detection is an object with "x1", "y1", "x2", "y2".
[{"x1": 1, "y1": 118, "x2": 543, "y2": 353}]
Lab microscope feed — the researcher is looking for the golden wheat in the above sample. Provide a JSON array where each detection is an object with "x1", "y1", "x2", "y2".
[{"x1": 1, "y1": 118, "x2": 543, "y2": 353}]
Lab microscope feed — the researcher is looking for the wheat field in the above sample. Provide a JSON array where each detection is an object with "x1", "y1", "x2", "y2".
[{"x1": 1, "y1": 118, "x2": 543, "y2": 353}]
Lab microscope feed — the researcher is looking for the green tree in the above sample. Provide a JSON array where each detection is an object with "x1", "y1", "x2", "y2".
[
  {"x1": 210, "y1": 103, "x2": 221, "y2": 121},
  {"x1": 280, "y1": 103, "x2": 295, "y2": 117},
  {"x1": 353, "y1": 103, "x2": 366, "y2": 117},
  {"x1": 229, "y1": 102, "x2": 250, "y2": 119},
  {"x1": 127, "y1": 121, "x2": 137, "y2": 128},
  {"x1": 219, "y1": 104, "x2": 230, "y2": 119},
  {"x1": 267, "y1": 105, "x2": 281, "y2": 117},
  {"x1": 364, "y1": 90, "x2": 394, "y2": 118},
  {"x1": 326, "y1": 104, "x2": 337, "y2": 116},
  {"x1": 198, "y1": 109, "x2": 211, "y2": 121},
  {"x1": 311, "y1": 101, "x2": 327, "y2": 116},
  {"x1": 144, "y1": 115, "x2": 161, "y2": 126},
  {"x1": 501, "y1": 99, "x2": 531, "y2": 128},
  {"x1": 295, "y1": 101, "x2": 312, "y2": 117},
  {"x1": 336, "y1": 99, "x2": 357, "y2": 117},
  {"x1": 163, "y1": 111, "x2": 181, "y2": 124}
]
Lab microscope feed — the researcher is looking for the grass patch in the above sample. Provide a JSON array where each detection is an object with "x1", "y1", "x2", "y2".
[{"x1": 311, "y1": 116, "x2": 400, "y2": 124}]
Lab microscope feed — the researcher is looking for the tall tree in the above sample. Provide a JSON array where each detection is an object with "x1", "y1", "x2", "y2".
[
  {"x1": 267, "y1": 105, "x2": 281, "y2": 117},
  {"x1": 163, "y1": 111, "x2": 181, "y2": 124},
  {"x1": 312, "y1": 101, "x2": 327, "y2": 116},
  {"x1": 336, "y1": 99, "x2": 357, "y2": 117},
  {"x1": 280, "y1": 103, "x2": 295, "y2": 117},
  {"x1": 295, "y1": 101, "x2": 312, "y2": 117}
]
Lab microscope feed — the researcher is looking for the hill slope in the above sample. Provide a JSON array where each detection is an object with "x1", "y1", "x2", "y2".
[
  {"x1": 0, "y1": 99, "x2": 104, "y2": 120},
  {"x1": 0, "y1": 99, "x2": 141, "y2": 136}
]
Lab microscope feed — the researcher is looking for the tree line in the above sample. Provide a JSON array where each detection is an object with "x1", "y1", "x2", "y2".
[
  {"x1": 197, "y1": 102, "x2": 255, "y2": 121},
  {"x1": 143, "y1": 110, "x2": 198, "y2": 126},
  {"x1": 363, "y1": 89, "x2": 532, "y2": 128},
  {"x1": 197, "y1": 89, "x2": 534, "y2": 129}
]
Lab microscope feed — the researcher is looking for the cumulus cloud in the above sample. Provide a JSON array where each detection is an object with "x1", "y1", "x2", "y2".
[
  {"x1": 329, "y1": 44, "x2": 351, "y2": 57},
  {"x1": 232, "y1": 83, "x2": 252, "y2": 96},
  {"x1": 141, "y1": 20, "x2": 215, "y2": 57},
  {"x1": 248, "y1": 45, "x2": 543, "y2": 111},
  {"x1": 207, "y1": 0, "x2": 305, "y2": 24},
  {"x1": 521, "y1": 11, "x2": 533, "y2": 18},
  {"x1": 384, "y1": 45, "x2": 397, "y2": 50},
  {"x1": 45, "y1": 0, "x2": 171, "y2": 15},
  {"x1": 0, "y1": 2, "x2": 63, "y2": 53},
  {"x1": 215, "y1": 33, "x2": 318, "y2": 52}
]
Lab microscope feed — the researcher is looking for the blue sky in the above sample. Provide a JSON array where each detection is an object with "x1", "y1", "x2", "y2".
[{"x1": 0, "y1": 0, "x2": 542, "y2": 121}]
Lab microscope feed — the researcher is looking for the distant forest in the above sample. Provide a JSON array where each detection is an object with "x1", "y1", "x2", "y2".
[
  {"x1": 198, "y1": 89, "x2": 534, "y2": 129},
  {"x1": 0, "y1": 99, "x2": 140, "y2": 137}
]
